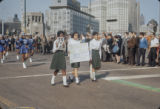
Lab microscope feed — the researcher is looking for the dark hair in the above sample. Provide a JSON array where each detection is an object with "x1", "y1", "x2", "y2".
[
  {"x1": 125, "y1": 32, "x2": 129, "y2": 35},
  {"x1": 57, "y1": 31, "x2": 64, "y2": 37},
  {"x1": 140, "y1": 32, "x2": 145, "y2": 36},
  {"x1": 71, "y1": 32, "x2": 79, "y2": 38},
  {"x1": 92, "y1": 32, "x2": 98, "y2": 36}
]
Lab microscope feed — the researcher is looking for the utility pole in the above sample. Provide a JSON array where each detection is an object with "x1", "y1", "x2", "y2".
[
  {"x1": 2, "y1": 20, "x2": 4, "y2": 35},
  {"x1": 89, "y1": 0, "x2": 91, "y2": 33},
  {"x1": 24, "y1": 0, "x2": 26, "y2": 34}
]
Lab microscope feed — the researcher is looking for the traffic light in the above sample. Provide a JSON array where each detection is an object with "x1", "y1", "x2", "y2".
[{"x1": 0, "y1": 0, "x2": 3, "y2": 2}]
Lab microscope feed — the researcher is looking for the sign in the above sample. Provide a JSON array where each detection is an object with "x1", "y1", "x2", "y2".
[{"x1": 69, "y1": 43, "x2": 90, "y2": 63}]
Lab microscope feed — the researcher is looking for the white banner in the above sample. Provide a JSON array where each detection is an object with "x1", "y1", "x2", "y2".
[{"x1": 69, "y1": 43, "x2": 90, "y2": 63}]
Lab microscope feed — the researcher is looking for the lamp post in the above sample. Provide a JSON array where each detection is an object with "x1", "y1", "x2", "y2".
[{"x1": 24, "y1": 0, "x2": 26, "y2": 33}]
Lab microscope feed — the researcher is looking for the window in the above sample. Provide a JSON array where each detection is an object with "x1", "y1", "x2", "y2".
[{"x1": 58, "y1": 0, "x2": 61, "y2": 3}]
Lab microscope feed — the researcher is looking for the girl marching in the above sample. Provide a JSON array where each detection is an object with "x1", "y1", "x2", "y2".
[
  {"x1": 19, "y1": 34, "x2": 29, "y2": 69},
  {"x1": 68, "y1": 32, "x2": 81, "y2": 85},
  {"x1": 28, "y1": 35, "x2": 35, "y2": 63},
  {"x1": 15, "y1": 36, "x2": 20, "y2": 60},
  {"x1": 50, "y1": 31, "x2": 69, "y2": 87},
  {"x1": 0, "y1": 35, "x2": 5, "y2": 64},
  {"x1": 89, "y1": 32, "x2": 102, "y2": 81}
]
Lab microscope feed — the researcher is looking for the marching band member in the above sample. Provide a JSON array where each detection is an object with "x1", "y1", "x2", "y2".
[
  {"x1": 0, "y1": 35, "x2": 5, "y2": 63},
  {"x1": 50, "y1": 31, "x2": 69, "y2": 87},
  {"x1": 15, "y1": 36, "x2": 20, "y2": 60},
  {"x1": 4, "y1": 36, "x2": 10, "y2": 57},
  {"x1": 68, "y1": 32, "x2": 81, "y2": 85},
  {"x1": 20, "y1": 34, "x2": 29, "y2": 69},
  {"x1": 28, "y1": 35, "x2": 35, "y2": 63},
  {"x1": 89, "y1": 32, "x2": 102, "y2": 81}
]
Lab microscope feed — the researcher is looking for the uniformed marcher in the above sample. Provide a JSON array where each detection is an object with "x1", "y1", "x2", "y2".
[
  {"x1": 19, "y1": 34, "x2": 29, "y2": 69},
  {"x1": 0, "y1": 35, "x2": 5, "y2": 63},
  {"x1": 68, "y1": 32, "x2": 81, "y2": 85},
  {"x1": 89, "y1": 32, "x2": 102, "y2": 81},
  {"x1": 50, "y1": 31, "x2": 69, "y2": 87}
]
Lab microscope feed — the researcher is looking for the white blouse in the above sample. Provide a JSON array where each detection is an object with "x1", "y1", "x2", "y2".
[
  {"x1": 52, "y1": 38, "x2": 66, "y2": 53},
  {"x1": 68, "y1": 38, "x2": 80, "y2": 53},
  {"x1": 89, "y1": 39, "x2": 102, "y2": 59}
]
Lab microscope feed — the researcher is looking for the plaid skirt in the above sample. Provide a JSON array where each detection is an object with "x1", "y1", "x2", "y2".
[
  {"x1": 92, "y1": 50, "x2": 101, "y2": 69},
  {"x1": 71, "y1": 62, "x2": 80, "y2": 68},
  {"x1": 50, "y1": 50, "x2": 66, "y2": 70}
]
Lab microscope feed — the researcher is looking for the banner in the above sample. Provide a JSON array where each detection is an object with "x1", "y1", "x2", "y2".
[{"x1": 69, "y1": 43, "x2": 90, "y2": 63}]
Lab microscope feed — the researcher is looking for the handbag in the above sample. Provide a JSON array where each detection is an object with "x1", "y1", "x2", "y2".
[{"x1": 112, "y1": 45, "x2": 119, "y2": 53}]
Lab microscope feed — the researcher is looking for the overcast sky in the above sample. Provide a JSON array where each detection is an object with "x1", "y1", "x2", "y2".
[{"x1": 0, "y1": 0, "x2": 159, "y2": 24}]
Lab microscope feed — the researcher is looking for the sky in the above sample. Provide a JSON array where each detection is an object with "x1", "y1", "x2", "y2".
[{"x1": 0, "y1": 0, "x2": 159, "y2": 24}]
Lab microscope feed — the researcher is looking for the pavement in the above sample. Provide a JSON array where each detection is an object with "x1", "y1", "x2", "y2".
[{"x1": 0, "y1": 52, "x2": 160, "y2": 109}]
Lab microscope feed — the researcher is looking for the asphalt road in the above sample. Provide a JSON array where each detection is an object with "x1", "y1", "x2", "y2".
[{"x1": 0, "y1": 52, "x2": 160, "y2": 109}]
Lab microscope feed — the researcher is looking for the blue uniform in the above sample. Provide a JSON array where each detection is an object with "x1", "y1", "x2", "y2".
[
  {"x1": 15, "y1": 40, "x2": 20, "y2": 49},
  {"x1": 28, "y1": 38, "x2": 35, "y2": 50},
  {"x1": 5, "y1": 39, "x2": 10, "y2": 47},
  {"x1": 20, "y1": 38, "x2": 29, "y2": 54},
  {"x1": 0, "y1": 40, "x2": 5, "y2": 52}
]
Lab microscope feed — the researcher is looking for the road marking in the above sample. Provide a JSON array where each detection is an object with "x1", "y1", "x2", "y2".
[
  {"x1": 112, "y1": 80, "x2": 160, "y2": 93},
  {"x1": 0, "y1": 96, "x2": 18, "y2": 108},
  {"x1": 16, "y1": 107, "x2": 36, "y2": 109},
  {"x1": 0, "y1": 67, "x2": 159, "y2": 80},
  {"x1": 103, "y1": 74, "x2": 160, "y2": 81}
]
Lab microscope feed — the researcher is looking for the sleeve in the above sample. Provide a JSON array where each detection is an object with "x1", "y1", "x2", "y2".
[
  {"x1": 52, "y1": 40, "x2": 58, "y2": 53},
  {"x1": 99, "y1": 41, "x2": 102, "y2": 59},
  {"x1": 89, "y1": 40, "x2": 92, "y2": 60}
]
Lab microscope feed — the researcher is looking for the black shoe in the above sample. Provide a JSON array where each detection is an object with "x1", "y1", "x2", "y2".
[
  {"x1": 63, "y1": 84, "x2": 69, "y2": 87},
  {"x1": 91, "y1": 79, "x2": 97, "y2": 82},
  {"x1": 136, "y1": 64, "x2": 140, "y2": 66}
]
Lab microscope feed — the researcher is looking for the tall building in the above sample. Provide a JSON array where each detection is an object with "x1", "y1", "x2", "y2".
[
  {"x1": 22, "y1": 12, "x2": 44, "y2": 35},
  {"x1": 45, "y1": 0, "x2": 99, "y2": 35},
  {"x1": 90, "y1": 0, "x2": 106, "y2": 33},
  {"x1": 106, "y1": 0, "x2": 140, "y2": 34},
  {"x1": 0, "y1": 14, "x2": 21, "y2": 35},
  {"x1": 82, "y1": 0, "x2": 140, "y2": 34},
  {"x1": 140, "y1": 14, "x2": 145, "y2": 25}
]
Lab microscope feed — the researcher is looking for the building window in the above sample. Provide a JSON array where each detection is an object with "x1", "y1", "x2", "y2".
[
  {"x1": 58, "y1": 0, "x2": 61, "y2": 3},
  {"x1": 32, "y1": 16, "x2": 34, "y2": 22},
  {"x1": 39, "y1": 16, "x2": 41, "y2": 22}
]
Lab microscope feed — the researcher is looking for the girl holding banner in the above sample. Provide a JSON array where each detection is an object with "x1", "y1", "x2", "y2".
[
  {"x1": 89, "y1": 32, "x2": 102, "y2": 81},
  {"x1": 50, "y1": 31, "x2": 69, "y2": 87},
  {"x1": 68, "y1": 32, "x2": 81, "y2": 85}
]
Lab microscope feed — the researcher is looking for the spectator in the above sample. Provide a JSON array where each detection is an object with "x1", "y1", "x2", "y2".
[
  {"x1": 121, "y1": 32, "x2": 129, "y2": 64},
  {"x1": 137, "y1": 32, "x2": 148, "y2": 66},
  {"x1": 148, "y1": 34, "x2": 159, "y2": 67}
]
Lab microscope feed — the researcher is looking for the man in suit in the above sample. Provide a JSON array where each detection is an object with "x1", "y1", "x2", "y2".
[{"x1": 128, "y1": 32, "x2": 136, "y2": 65}]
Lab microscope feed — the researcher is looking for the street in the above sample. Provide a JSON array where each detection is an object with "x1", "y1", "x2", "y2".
[{"x1": 0, "y1": 52, "x2": 160, "y2": 109}]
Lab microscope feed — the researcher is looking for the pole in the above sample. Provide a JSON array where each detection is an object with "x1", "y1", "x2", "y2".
[
  {"x1": 24, "y1": 0, "x2": 26, "y2": 33},
  {"x1": 89, "y1": 0, "x2": 91, "y2": 33},
  {"x1": 2, "y1": 20, "x2": 4, "y2": 35}
]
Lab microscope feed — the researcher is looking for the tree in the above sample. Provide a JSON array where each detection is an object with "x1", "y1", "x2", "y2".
[{"x1": 147, "y1": 19, "x2": 158, "y2": 34}]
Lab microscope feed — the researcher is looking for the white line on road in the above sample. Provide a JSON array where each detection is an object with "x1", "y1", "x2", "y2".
[
  {"x1": 0, "y1": 67, "x2": 159, "y2": 80},
  {"x1": 103, "y1": 74, "x2": 160, "y2": 81}
]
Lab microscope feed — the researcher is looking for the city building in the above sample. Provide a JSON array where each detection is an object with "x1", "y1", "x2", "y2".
[
  {"x1": 21, "y1": 12, "x2": 44, "y2": 35},
  {"x1": 0, "y1": 14, "x2": 21, "y2": 35},
  {"x1": 45, "y1": 0, "x2": 99, "y2": 35},
  {"x1": 90, "y1": 0, "x2": 106, "y2": 33},
  {"x1": 82, "y1": 0, "x2": 140, "y2": 34},
  {"x1": 140, "y1": 14, "x2": 145, "y2": 25}
]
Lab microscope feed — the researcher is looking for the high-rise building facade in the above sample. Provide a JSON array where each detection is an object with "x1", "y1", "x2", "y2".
[
  {"x1": 22, "y1": 12, "x2": 44, "y2": 35},
  {"x1": 82, "y1": 0, "x2": 140, "y2": 34},
  {"x1": 46, "y1": 0, "x2": 99, "y2": 35}
]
